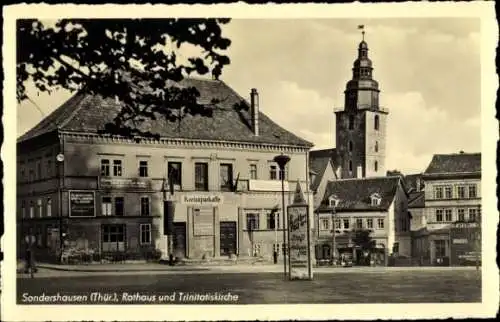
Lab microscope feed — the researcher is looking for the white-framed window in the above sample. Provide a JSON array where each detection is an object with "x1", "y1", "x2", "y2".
[
  {"x1": 329, "y1": 196, "x2": 340, "y2": 207},
  {"x1": 101, "y1": 196, "x2": 112, "y2": 216},
  {"x1": 320, "y1": 218, "x2": 329, "y2": 231},
  {"x1": 458, "y1": 208, "x2": 465, "y2": 222},
  {"x1": 249, "y1": 164, "x2": 258, "y2": 180},
  {"x1": 167, "y1": 162, "x2": 183, "y2": 190},
  {"x1": 113, "y1": 160, "x2": 123, "y2": 176},
  {"x1": 445, "y1": 209, "x2": 452, "y2": 222},
  {"x1": 366, "y1": 218, "x2": 373, "y2": 229},
  {"x1": 220, "y1": 163, "x2": 234, "y2": 191},
  {"x1": 435, "y1": 209, "x2": 443, "y2": 222},
  {"x1": 343, "y1": 218, "x2": 350, "y2": 229},
  {"x1": 457, "y1": 186, "x2": 466, "y2": 199},
  {"x1": 371, "y1": 193, "x2": 381, "y2": 206},
  {"x1": 100, "y1": 159, "x2": 110, "y2": 177},
  {"x1": 269, "y1": 165, "x2": 278, "y2": 180},
  {"x1": 139, "y1": 160, "x2": 148, "y2": 177},
  {"x1": 468, "y1": 208, "x2": 477, "y2": 222},
  {"x1": 37, "y1": 199, "x2": 43, "y2": 218},
  {"x1": 140, "y1": 197, "x2": 150, "y2": 216},
  {"x1": 468, "y1": 185, "x2": 477, "y2": 198},
  {"x1": 355, "y1": 218, "x2": 363, "y2": 229},
  {"x1": 140, "y1": 224, "x2": 152, "y2": 244},
  {"x1": 434, "y1": 186, "x2": 443, "y2": 199},
  {"x1": 46, "y1": 198, "x2": 52, "y2": 217},
  {"x1": 335, "y1": 219, "x2": 341, "y2": 229},
  {"x1": 246, "y1": 213, "x2": 259, "y2": 230},
  {"x1": 377, "y1": 218, "x2": 385, "y2": 229},
  {"x1": 444, "y1": 186, "x2": 453, "y2": 199}
]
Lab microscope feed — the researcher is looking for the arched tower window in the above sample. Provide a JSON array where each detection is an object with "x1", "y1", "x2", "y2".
[
  {"x1": 374, "y1": 161, "x2": 378, "y2": 172},
  {"x1": 348, "y1": 115, "x2": 354, "y2": 130},
  {"x1": 348, "y1": 141, "x2": 353, "y2": 152},
  {"x1": 375, "y1": 141, "x2": 379, "y2": 152},
  {"x1": 374, "y1": 115, "x2": 380, "y2": 130},
  {"x1": 348, "y1": 160, "x2": 353, "y2": 173}
]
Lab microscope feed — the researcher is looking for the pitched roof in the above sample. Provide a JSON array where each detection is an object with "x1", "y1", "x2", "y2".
[
  {"x1": 408, "y1": 191, "x2": 425, "y2": 208},
  {"x1": 18, "y1": 78, "x2": 313, "y2": 148},
  {"x1": 309, "y1": 148, "x2": 337, "y2": 191},
  {"x1": 402, "y1": 173, "x2": 424, "y2": 192},
  {"x1": 318, "y1": 176, "x2": 402, "y2": 212},
  {"x1": 424, "y1": 152, "x2": 481, "y2": 175}
]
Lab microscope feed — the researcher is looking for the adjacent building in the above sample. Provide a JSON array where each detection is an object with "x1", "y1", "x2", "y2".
[
  {"x1": 412, "y1": 152, "x2": 481, "y2": 266},
  {"x1": 17, "y1": 78, "x2": 314, "y2": 262}
]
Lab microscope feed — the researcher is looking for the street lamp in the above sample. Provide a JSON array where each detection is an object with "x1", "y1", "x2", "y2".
[
  {"x1": 273, "y1": 153, "x2": 290, "y2": 279},
  {"x1": 331, "y1": 205, "x2": 336, "y2": 266},
  {"x1": 56, "y1": 152, "x2": 65, "y2": 263}
]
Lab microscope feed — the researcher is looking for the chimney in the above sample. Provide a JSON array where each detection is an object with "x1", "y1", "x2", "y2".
[{"x1": 250, "y1": 88, "x2": 259, "y2": 136}]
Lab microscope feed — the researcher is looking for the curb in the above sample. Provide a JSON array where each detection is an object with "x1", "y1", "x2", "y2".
[{"x1": 35, "y1": 265, "x2": 210, "y2": 273}]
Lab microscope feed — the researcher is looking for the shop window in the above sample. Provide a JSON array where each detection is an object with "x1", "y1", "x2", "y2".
[
  {"x1": 140, "y1": 224, "x2": 151, "y2": 244},
  {"x1": 102, "y1": 197, "x2": 112, "y2": 216},
  {"x1": 139, "y1": 160, "x2": 148, "y2": 177},
  {"x1": 220, "y1": 163, "x2": 234, "y2": 191},
  {"x1": 114, "y1": 197, "x2": 124, "y2": 216},
  {"x1": 113, "y1": 160, "x2": 123, "y2": 177},
  {"x1": 194, "y1": 162, "x2": 208, "y2": 191},
  {"x1": 246, "y1": 213, "x2": 259, "y2": 231},
  {"x1": 140, "y1": 197, "x2": 150, "y2": 216},
  {"x1": 101, "y1": 159, "x2": 110, "y2": 177},
  {"x1": 167, "y1": 162, "x2": 182, "y2": 190}
]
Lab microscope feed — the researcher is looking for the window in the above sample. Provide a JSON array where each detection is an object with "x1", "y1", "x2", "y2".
[
  {"x1": 37, "y1": 199, "x2": 43, "y2": 218},
  {"x1": 435, "y1": 240, "x2": 446, "y2": 258},
  {"x1": 168, "y1": 162, "x2": 182, "y2": 190},
  {"x1": 371, "y1": 194, "x2": 381, "y2": 206},
  {"x1": 29, "y1": 201, "x2": 34, "y2": 218},
  {"x1": 458, "y1": 208, "x2": 465, "y2": 222},
  {"x1": 320, "y1": 218, "x2": 329, "y2": 231},
  {"x1": 343, "y1": 219, "x2": 350, "y2": 229},
  {"x1": 139, "y1": 160, "x2": 148, "y2": 177},
  {"x1": 140, "y1": 197, "x2": 150, "y2": 216},
  {"x1": 220, "y1": 163, "x2": 234, "y2": 191},
  {"x1": 113, "y1": 160, "x2": 123, "y2": 176},
  {"x1": 392, "y1": 242, "x2": 399, "y2": 254},
  {"x1": 348, "y1": 115, "x2": 354, "y2": 130},
  {"x1": 444, "y1": 186, "x2": 452, "y2": 199},
  {"x1": 250, "y1": 164, "x2": 258, "y2": 180},
  {"x1": 457, "y1": 186, "x2": 466, "y2": 199},
  {"x1": 267, "y1": 211, "x2": 279, "y2": 230},
  {"x1": 374, "y1": 115, "x2": 380, "y2": 130},
  {"x1": 246, "y1": 213, "x2": 259, "y2": 230},
  {"x1": 114, "y1": 197, "x2": 124, "y2": 216},
  {"x1": 366, "y1": 218, "x2": 373, "y2": 229},
  {"x1": 102, "y1": 197, "x2": 112, "y2": 216},
  {"x1": 356, "y1": 218, "x2": 363, "y2": 229},
  {"x1": 375, "y1": 141, "x2": 379, "y2": 152},
  {"x1": 348, "y1": 160, "x2": 353, "y2": 173},
  {"x1": 102, "y1": 224, "x2": 126, "y2": 251},
  {"x1": 46, "y1": 159, "x2": 53, "y2": 177},
  {"x1": 434, "y1": 186, "x2": 443, "y2": 199},
  {"x1": 269, "y1": 165, "x2": 278, "y2": 180},
  {"x1": 140, "y1": 224, "x2": 151, "y2": 244},
  {"x1": 252, "y1": 243, "x2": 261, "y2": 256},
  {"x1": 348, "y1": 141, "x2": 353, "y2": 152},
  {"x1": 335, "y1": 219, "x2": 341, "y2": 229},
  {"x1": 377, "y1": 218, "x2": 385, "y2": 229},
  {"x1": 194, "y1": 163, "x2": 209, "y2": 191},
  {"x1": 329, "y1": 196, "x2": 339, "y2": 207},
  {"x1": 46, "y1": 198, "x2": 52, "y2": 217},
  {"x1": 435, "y1": 209, "x2": 443, "y2": 222},
  {"x1": 21, "y1": 201, "x2": 26, "y2": 219},
  {"x1": 469, "y1": 208, "x2": 477, "y2": 222},
  {"x1": 101, "y1": 159, "x2": 110, "y2": 177},
  {"x1": 445, "y1": 209, "x2": 452, "y2": 222},
  {"x1": 468, "y1": 185, "x2": 477, "y2": 198},
  {"x1": 374, "y1": 161, "x2": 378, "y2": 172}
]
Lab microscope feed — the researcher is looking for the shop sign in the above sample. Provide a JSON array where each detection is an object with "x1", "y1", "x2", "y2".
[
  {"x1": 100, "y1": 177, "x2": 150, "y2": 189},
  {"x1": 181, "y1": 194, "x2": 223, "y2": 206},
  {"x1": 287, "y1": 204, "x2": 313, "y2": 280},
  {"x1": 449, "y1": 224, "x2": 481, "y2": 266},
  {"x1": 69, "y1": 191, "x2": 96, "y2": 217}
]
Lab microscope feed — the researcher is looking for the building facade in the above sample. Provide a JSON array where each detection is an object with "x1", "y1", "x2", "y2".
[
  {"x1": 17, "y1": 78, "x2": 314, "y2": 263},
  {"x1": 314, "y1": 176, "x2": 411, "y2": 266},
  {"x1": 413, "y1": 152, "x2": 481, "y2": 266}
]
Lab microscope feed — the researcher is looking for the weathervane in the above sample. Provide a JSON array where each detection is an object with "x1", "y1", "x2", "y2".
[{"x1": 358, "y1": 24, "x2": 365, "y2": 41}]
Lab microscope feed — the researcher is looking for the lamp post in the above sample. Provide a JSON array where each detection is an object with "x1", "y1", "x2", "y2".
[
  {"x1": 273, "y1": 153, "x2": 290, "y2": 279},
  {"x1": 331, "y1": 205, "x2": 336, "y2": 266},
  {"x1": 56, "y1": 151, "x2": 65, "y2": 263}
]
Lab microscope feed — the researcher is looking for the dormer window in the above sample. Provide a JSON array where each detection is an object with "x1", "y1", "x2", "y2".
[
  {"x1": 329, "y1": 195, "x2": 340, "y2": 208},
  {"x1": 370, "y1": 193, "x2": 381, "y2": 206}
]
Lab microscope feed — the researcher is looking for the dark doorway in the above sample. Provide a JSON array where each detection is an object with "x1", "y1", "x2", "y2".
[
  {"x1": 220, "y1": 221, "x2": 237, "y2": 256},
  {"x1": 173, "y1": 223, "x2": 186, "y2": 258}
]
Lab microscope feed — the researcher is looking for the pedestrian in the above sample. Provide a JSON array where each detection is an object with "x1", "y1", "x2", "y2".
[{"x1": 24, "y1": 230, "x2": 37, "y2": 274}]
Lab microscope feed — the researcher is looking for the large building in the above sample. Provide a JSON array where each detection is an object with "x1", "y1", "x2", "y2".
[
  {"x1": 412, "y1": 152, "x2": 481, "y2": 266},
  {"x1": 17, "y1": 78, "x2": 314, "y2": 263}
]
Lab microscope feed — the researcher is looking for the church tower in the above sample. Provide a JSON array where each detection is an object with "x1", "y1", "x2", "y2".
[{"x1": 335, "y1": 29, "x2": 388, "y2": 179}]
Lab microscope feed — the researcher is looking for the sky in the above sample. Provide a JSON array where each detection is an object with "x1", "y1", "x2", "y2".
[{"x1": 17, "y1": 18, "x2": 482, "y2": 174}]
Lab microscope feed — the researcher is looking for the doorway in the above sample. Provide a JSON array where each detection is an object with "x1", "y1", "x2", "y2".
[
  {"x1": 173, "y1": 222, "x2": 187, "y2": 258},
  {"x1": 220, "y1": 221, "x2": 237, "y2": 256}
]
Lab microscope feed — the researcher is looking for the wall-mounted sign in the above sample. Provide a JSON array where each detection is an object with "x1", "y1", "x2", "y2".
[
  {"x1": 193, "y1": 207, "x2": 214, "y2": 236},
  {"x1": 249, "y1": 179, "x2": 292, "y2": 192},
  {"x1": 69, "y1": 191, "x2": 96, "y2": 217},
  {"x1": 181, "y1": 194, "x2": 223, "y2": 206},
  {"x1": 287, "y1": 204, "x2": 313, "y2": 280},
  {"x1": 100, "y1": 177, "x2": 150, "y2": 189},
  {"x1": 449, "y1": 224, "x2": 481, "y2": 266}
]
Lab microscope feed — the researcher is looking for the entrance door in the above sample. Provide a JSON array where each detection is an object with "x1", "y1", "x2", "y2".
[
  {"x1": 220, "y1": 221, "x2": 237, "y2": 256},
  {"x1": 173, "y1": 223, "x2": 186, "y2": 258}
]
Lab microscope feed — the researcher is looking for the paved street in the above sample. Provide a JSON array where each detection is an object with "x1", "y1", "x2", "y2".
[{"x1": 17, "y1": 267, "x2": 481, "y2": 304}]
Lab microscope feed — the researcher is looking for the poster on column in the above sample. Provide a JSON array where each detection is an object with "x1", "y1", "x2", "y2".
[{"x1": 287, "y1": 204, "x2": 313, "y2": 280}]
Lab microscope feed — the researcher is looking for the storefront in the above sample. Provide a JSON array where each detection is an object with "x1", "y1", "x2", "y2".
[{"x1": 449, "y1": 222, "x2": 481, "y2": 266}]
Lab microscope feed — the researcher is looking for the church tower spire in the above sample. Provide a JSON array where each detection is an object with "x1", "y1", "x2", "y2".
[{"x1": 334, "y1": 26, "x2": 389, "y2": 179}]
